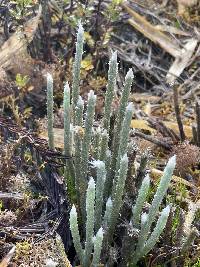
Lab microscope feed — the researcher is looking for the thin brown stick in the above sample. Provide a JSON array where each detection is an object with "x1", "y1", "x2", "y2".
[
  {"x1": 192, "y1": 124, "x2": 198, "y2": 145},
  {"x1": 133, "y1": 131, "x2": 172, "y2": 149},
  {"x1": 173, "y1": 86, "x2": 185, "y2": 141},
  {"x1": 195, "y1": 100, "x2": 200, "y2": 147}
]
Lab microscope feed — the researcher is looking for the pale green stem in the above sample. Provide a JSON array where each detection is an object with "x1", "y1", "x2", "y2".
[
  {"x1": 72, "y1": 22, "x2": 84, "y2": 122},
  {"x1": 110, "y1": 69, "x2": 134, "y2": 179},
  {"x1": 132, "y1": 174, "x2": 150, "y2": 228},
  {"x1": 111, "y1": 103, "x2": 133, "y2": 199},
  {"x1": 93, "y1": 127, "x2": 101, "y2": 159},
  {"x1": 103, "y1": 51, "x2": 118, "y2": 133},
  {"x1": 103, "y1": 197, "x2": 113, "y2": 230},
  {"x1": 70, "y1": 205, "x2": 84, "y2": 264},
  {"x1": 92, "y1": 227, "x2": 104, "y2": 267},
  {"x1": 84, "y1": 178, "x2": 96, "y2": 267},
  {"x1": 94, "y1": 161, "x2": 106, "y2": 232},
  {"x1": 133, "y1": 206, "x2": 170, "y2": 264},
  {"x1": 136, "y1": 155, "x2": 176, "y2": 252},
  {"x1": 75, "y1": 96, "x2": 84, "y2": 126},
  {"x1": 107, "y1": 154, "x2": 128, "y2": 242},
  {"x1": 74, "y1": 127, "x2": 85, "y2": 216},
  {"x1": 82, "y1": 90, "x2": 96, "y2": 178},
  {"x1": 63, "y1": 82, "x2": 71, "y2": 156},
  {"x1": 99, "y1": 129, "x2": 109, "y2": 162}
]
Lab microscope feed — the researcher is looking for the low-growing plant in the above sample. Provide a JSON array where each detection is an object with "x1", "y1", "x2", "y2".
[
  {"x1": 11, "y1": 0, "x2": 34, "y2": 20},
  {"x1": 46, "y1": 23, "x2": 199, "y2": 267}
]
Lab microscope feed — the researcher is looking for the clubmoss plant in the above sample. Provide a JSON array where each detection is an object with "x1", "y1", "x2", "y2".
[
  {"x1": 106, "y1": 153, "x2": 129, "y2": 242},
  {"x1": 103, "y1": 197, "x2": 113, "y2": 229},
  {"x1": 92, "y1": 227, "x2": 104, "y2": 267},
  {"x1": 132, "y1": 174, "x2": 150, "y2": 228},
  {"x1": 141, "y1": 205, "x2": 170, "y2": 256},
  {"x1": 84, "y1": 177, "x2": 96, "y2": 266},
  {"x1": 181, "y1": 200, "x2": 200, "y2": 254},
  {"x1": 81, "y1": 91, "x2": 96, "y2": 179},
  {"x1": 69, "y1": 205, "x2": 84, "y2": 263},
  {"x1": 103, "y1": 51, "x2": 118, "y2": 133},
  {"x1": 63, "y1": 82, "x2": 71, "y2": 157},
  {"x1": 132, "y1": 156, "x2": 176, "y2": 262},
  {"x1": 93, "y1": 127, "x2": 101, "y2": 159},
  {"x1": 46, "y1": 23, "x2": 179, "y2": 267},
  {"x1": 69, "y1": 178, "x2": 104, "y2": 267},
  {"x1": 109, "y1": 69, "x2": 134, "y2": 181},
  {"x1": 72, "y1": 22, "x2": 84, "y2": 121},
  {"x1": 110, "y1": 103, "x2": 134, "y2": 199},
  {"x1": 93, "y1": 160, "x2": 106, "y2": 232},
  {"x1": 99, "y1": 129, "x2": 109, "y2": 162},
  {"x1": 75, "y1": 96, "x2": 84, "y2": 126}
]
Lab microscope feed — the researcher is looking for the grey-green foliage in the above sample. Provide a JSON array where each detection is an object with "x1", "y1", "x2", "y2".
[
  {"x1": 104, "y1": 102, "x2": 134, "y2": 200},
  {"x1": 99, "y1": 129, "x2": 108, "y2": 162},
  {"x1": 111, "y1": 102, "x2": 134, "y2": 199},
  {"x1": 181, "y1": 200, "x2": 200, "y2": 254},
  {"x1": 72, "y1": 22, "x2": 84, "y2": 121},
  {"x1": 84, "y1": 177, "x2": 96, "y2": 266},
  {"x1": 128, "y1": 155, "x2": 176, "y2": 265},
  {"x1": 141, "y1": 205, "x2": 170, "y2": 256},
  {"x1": 135, "y1": 156, "x2": 176, "y2": 253},
  {"x1": 63, "y1": 82, "x2": 71, "y2": 157},
  {"x1": 94, "y1": 161, "x2": 106, "y2": 232},
  {"x1": 79, "y1": 91, "x2": 96, "y2": 218},
  {"x1": 109, "y1": 69, "x2": 134, "y2": 180},
  {"x1": 92, "y1": 227, "x2": 104, "y2": 267},
  {"x1": 81, "y1": 90, "x2": 96, "y2": 178},
  {"x1": 69, "y1": 178, "x2": 104, "y2": 267},
  {"x1": 93, "y1": 127, "x2": 101, "y2": 159},
  {"x1": 132, "y1": 174, "x2": 150, "y2": 228},
  {"x1": 106, "y1": 154, "x2": 129, "y2": 242},
  {"x1": 103, "y1": 197, "x2": 113, "y2": 229},
  {"x1": 103, "y1": 51, "x2": 118, "y2": 133},
  {"x1": 70, "y1": 205, "x2": 84, "y2": 263},
  {"x1": 75, "y1": 96, "x2": 84, "y2": 126},
  {"x1": 47, "y1": 22, "x2": 177, "y2": 267}
]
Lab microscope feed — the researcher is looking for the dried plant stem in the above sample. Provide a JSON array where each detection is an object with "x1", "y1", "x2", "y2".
[
  {"x1": 195, "y1": 100, "x2": 200, "y2": 147},
  {"x1": 173, "y1": 86, "x2": 185, "y2": 141}
]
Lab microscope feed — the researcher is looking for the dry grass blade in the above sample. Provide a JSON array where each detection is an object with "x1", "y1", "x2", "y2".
[
  {"x1": 121, "y1": 2, "x2": 181, "y2": 58},
  {"x1": 166, "y1": 39, "x2": 198, "y2": 84},
  {"x1": 121, "y1": 2, "x2": 198, "y2": 84},
  {"x1": 154, "y1": 25, "x2": 191, "y2": 36},
  {"x1": 0, "y1": 246, "x2": 16, "y2": 267},
  {"x1": 131, "y1": 120, "x2": 193, "y2": 138}
]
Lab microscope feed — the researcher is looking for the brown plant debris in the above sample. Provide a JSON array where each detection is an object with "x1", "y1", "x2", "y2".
[{"x1": 171, "y1": 142, "x2": 200, "y2": 176}]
